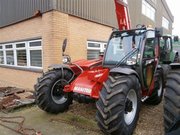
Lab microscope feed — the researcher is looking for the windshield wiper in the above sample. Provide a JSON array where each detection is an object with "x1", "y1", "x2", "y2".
[
  {"x1": 115, "y1": 48, "x2": 138, "y2": 67},
  {"x1": 115, "y1": 38, "x2": 142, "y2": 67}
]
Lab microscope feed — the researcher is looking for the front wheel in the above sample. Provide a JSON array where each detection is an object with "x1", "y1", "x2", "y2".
[
  {"x1": 35, "y1": 68, "x2": 74, "y2": 114},
  {"x1": 96, "y1": 74, "x2": 141, "y2": 135}
]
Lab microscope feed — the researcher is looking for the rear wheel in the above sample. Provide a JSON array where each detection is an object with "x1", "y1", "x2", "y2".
[
  {"x1": 96, "y1": 74, "x2": 141, "y2": 135},
  {"x1": 164, "y1": 70, "x2": 180, "y2": 133},
  {"x1": 162, "y1": 64, "x2": 171, "y2": 80},
  {"x1": 35, "y1": 68, "x2": 74, "y2": 114},
  {"x1": 145, "y1": 69, "x2": 164, "y2": 105}
]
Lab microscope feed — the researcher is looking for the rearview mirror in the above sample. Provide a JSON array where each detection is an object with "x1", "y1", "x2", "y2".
[{"x1": 62, "y1": 38, "x2": 67, "y2": 54}]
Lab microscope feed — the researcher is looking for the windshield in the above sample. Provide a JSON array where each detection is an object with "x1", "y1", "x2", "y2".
[{"x1": 104, "y1": 30, "x2": 144, "y2": 65}]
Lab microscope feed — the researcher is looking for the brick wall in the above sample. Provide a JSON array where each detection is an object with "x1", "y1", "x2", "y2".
[
  {"x1": 68, "y1": 16, "x2": 112, "y2": 61},
  {"x1": 42, "y1": 11, "x2": 69, "y2": 71},
  {"x1": 0, "y1": 67, "x2": 40, "y2": 90},
  {"x1": 0, "y1": 10, "x2": 112, "y2": 90},
  {"x1": 0, "y1": 17, "x2": 43, "y2": 42}
]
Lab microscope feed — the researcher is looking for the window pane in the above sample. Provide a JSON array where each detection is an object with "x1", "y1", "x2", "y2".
[
  {"x1": 30, "y1": 50, "x2": 42, "y2": 67},
  {"x1": 87, "y1": 41, "x2": 107, "y2": 60},
  {"x1": 87, "y1": 50, "x2": 100, "y2": 60},
  {"x1": 144, "y1": 38, "x2": 155, "y2": 58},
  {"x1": 142, "y1": 3, "x2": 146, "y2": 14},
  {"x1": 30, "y1": 41, "x2": 41, "y2": 47},
  {"x1": 104, "y1": 44, "x2": 107, "y2": 48},
  {"x1": 6, "y1": 50, "x2": 14, "y2": 65},
  {"x1": 16, "y1": 43, "x2": 25, "y2": 48},
  {"x1": 142, "y1": 0, "x2": 155, "y2": 21},
  {"x1": 0, "y1": 51, "x2": 4, "y2": 64},
  {"x1": 88, "y1": 43, "x2": 100, "y2": 48},
  {"x1": 0, "y1": 46, "x2": 2, "y2": 49},
  {"x1": 17, "y1": 50, "x2": 27, "y2": 66},
  {"x1": 162, "y1": 17, "x2": 169, "y2": 29},
  {"x1": 5, "y1": 45, "x2": 13, "y2": 49}
]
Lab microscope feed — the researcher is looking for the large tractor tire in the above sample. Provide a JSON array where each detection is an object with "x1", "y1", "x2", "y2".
[
  {"x1": 162, "y1": 64, "x2": 171, "y2": 81},
  {"x1": 164, "y1": 70, "x2": 180, "y2": 133},
  {"x1": 145, "y1": 69, "x2": 164, "y2": 105},
  {"x1": 35, "y1": 68, "x2": 74, "y2": 114},
  {"x1": 96, "y1": 74, "x2": 141, "y2": 135}
]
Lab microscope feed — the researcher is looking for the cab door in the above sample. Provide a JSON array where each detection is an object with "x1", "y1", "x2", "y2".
[
  {"x1": 142, "y1": 37, "x2": 157, "y2": 90},
  {"x1": 160, "y1": 36, "x2": 173, "y2": 63}
]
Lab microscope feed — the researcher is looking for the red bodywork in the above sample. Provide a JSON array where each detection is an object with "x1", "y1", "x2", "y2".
[
  {"x1": 64, "y1": 57, "x2": 109, "y2": 99},
  {"x1": 66, "y1": 67, "x2": 109, "y2": 99},
  {"x1": 69, "y1": 58, "x2": 103, "y2": 76}
]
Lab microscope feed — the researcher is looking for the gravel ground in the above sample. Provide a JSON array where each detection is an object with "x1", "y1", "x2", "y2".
[{"x1": 134, "y1": 103, "x2": 164, "y2": 135}]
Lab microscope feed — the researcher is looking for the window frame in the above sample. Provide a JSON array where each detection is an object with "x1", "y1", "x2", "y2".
[
  {"x1": 0, "y1": 39, "x2": 42, "y2": 69},
  {"x1": 0, "y1": 45, "x2": 4, "y2": 64},
  {"x1": 87, "y1": 40, "x2": 107, "y2": 60},
  {"x1": 142, "y1": 0, "x2": 156, "y2": 21},
  {"x1": 5, "y1": 43, "x2": 14, "y2": 66},
  {"x1": 28, "y1": 40, "x2": 42, "y2": 68}
]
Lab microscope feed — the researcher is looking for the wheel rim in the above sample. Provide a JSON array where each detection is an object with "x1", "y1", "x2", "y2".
[
  {"x1": 51, "y1": 79, "x2": 68, "y2": 104},
  {"x1": 157, "y1": 77, "x2": 163, "y2": 97},
  {"x1": 124, "y1": 89, "x2": 137, "y2": 125}
]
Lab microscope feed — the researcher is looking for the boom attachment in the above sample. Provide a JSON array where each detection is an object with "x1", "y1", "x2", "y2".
[{"x1": 114, "y1": 0, "x2": 131, "y2": 30}]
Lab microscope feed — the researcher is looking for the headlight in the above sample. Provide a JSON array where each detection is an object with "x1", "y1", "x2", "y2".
[
  {"x1": 62, "y1": 55, "x2": 71, "y2": 64},
  {"x1": 62, "y1": 57, "x2": 68, "y2": 63},
  {"x1": 126, "y1": 58, "x2": 136, "y2": 65}
]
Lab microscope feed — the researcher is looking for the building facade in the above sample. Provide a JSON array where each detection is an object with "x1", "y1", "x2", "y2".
[
  {"x1": 129, "y1": 0, "x2": 174, "y2": 34},
  {"x1": 0, "y1": 0, "x2": 174, "y2": 90}
]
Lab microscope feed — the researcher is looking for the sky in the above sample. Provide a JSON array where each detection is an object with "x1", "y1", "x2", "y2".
[{"x1": 166, "y1": 0, "x2": 180, "y2": 36}]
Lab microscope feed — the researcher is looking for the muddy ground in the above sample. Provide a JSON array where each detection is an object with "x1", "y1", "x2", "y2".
[
  {"x1": 0, "y1": 86, "x2": 164, "y2": 135},
  {"x1": 0, "y1": 101, "x2": 164, "y2": 135}
]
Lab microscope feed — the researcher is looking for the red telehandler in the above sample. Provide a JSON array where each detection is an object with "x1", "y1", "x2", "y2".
[{"x1": 35, "y1": 0, "x2": 166, "y2": 134}]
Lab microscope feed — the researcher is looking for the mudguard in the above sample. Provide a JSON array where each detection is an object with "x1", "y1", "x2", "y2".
[
  {"x1": 170, "y1": 63, "x2": 180, "y2": 69},
  {"x1": 48, "y1": 64, "x2": 75, "y2": 80},
  {"x1": 110, "y1": 67, "x2": 140, "y2": 79},
  {"x1": 48, "y1": 64, "x2": 71, "y2": 70}
]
